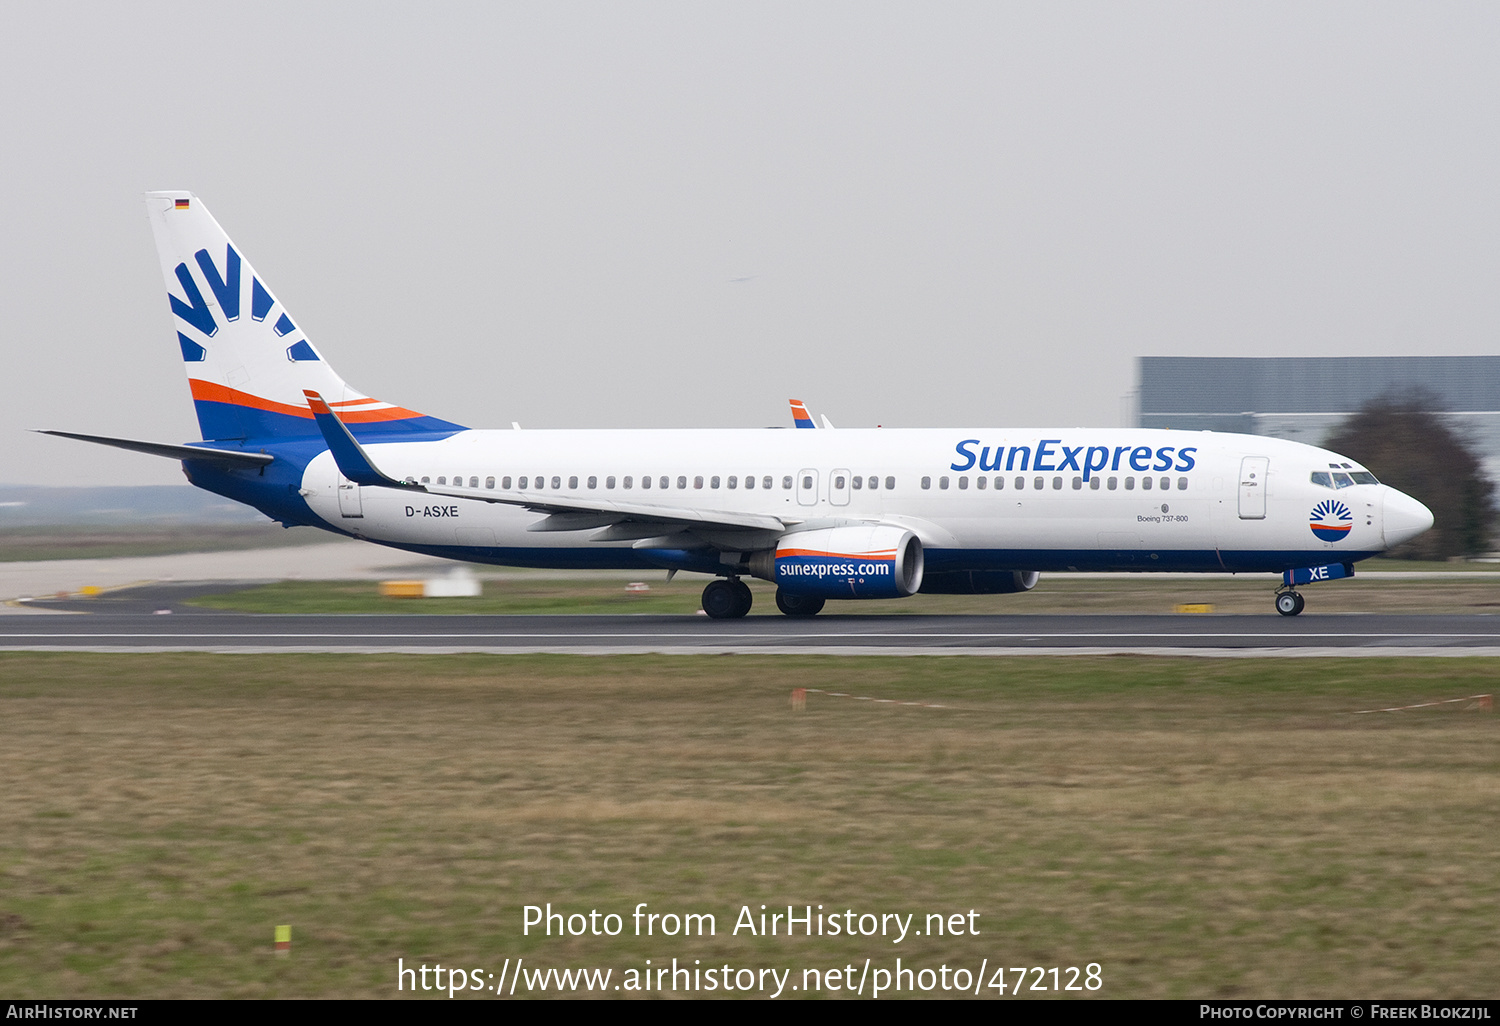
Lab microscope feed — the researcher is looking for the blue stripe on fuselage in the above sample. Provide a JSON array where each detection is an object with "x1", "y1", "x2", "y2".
[{"x1": 921, "y1": 547, "x2": 1381, "y2": 575}]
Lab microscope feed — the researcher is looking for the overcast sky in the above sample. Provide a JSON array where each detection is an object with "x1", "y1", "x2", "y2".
[{"x1": 3, "y1": 2, "x2": 1498, "y2": 486}]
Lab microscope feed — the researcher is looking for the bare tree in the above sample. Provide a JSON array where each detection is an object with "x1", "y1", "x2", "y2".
[{"x1": 1324, "y1": 396, "x2": 1495, "y2": 560}]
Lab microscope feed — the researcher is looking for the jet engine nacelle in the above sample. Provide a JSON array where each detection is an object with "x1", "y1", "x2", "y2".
[
  {"x1": 919, "y1": 570, "x2": 1040, "y2": 595},
  {"x1": 749, "y1": 525, "x2": 924, "y2": 599}
]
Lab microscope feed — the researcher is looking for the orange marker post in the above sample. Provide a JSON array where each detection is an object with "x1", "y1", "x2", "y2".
[{"x1": 790, "y1": 688, "x2": 806, "y2": 712}]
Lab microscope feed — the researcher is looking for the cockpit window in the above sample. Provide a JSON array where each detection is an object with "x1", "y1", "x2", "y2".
[
  {"x1": 1310, "y1": 472, "x2": 1333, "y2": 488},
  {"x1": 1350, "y1": 471, "x2": 1379, "y2": 485},
  {"x1": 1332, "y1": 472, "x2": 1355, "y2": 489}
]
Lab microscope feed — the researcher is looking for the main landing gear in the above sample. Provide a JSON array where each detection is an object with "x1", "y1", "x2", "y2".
[
  {"x1": 774, "y1": 589, "x2": 825, "y2": 618},
  {"x1": 1275, "y1": 590, "x2": 1306, "y2": 617},
  {"x1": 699, "y1": 579, "x2": 828, "y2": 619},
  {"x1": 701, "y1": 578, "x2": 753, "y2": 620}
]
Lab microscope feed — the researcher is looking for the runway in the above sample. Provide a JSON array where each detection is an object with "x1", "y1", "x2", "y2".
[{"x1": 6, "y1": 585, "x2": 1500, "y2": 655}]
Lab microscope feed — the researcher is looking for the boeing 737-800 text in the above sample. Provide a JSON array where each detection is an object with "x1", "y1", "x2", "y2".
[{"x1": 41, "y1": 193, "x2": 1434, "y2": 618}]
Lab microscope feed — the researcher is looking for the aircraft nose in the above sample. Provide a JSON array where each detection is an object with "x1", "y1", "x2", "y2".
[{"x1": 1382, "y1": 487, "x2": 1434, "y2": 549}]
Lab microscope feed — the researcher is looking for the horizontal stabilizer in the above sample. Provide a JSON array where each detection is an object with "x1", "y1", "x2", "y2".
[{"x1": 35, "y1": 430, "x2": 273, "y2": 466}]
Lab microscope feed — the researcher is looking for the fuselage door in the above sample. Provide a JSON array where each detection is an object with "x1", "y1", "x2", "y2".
[
  {"x1": 338, "y1": 475, "x2": 364, "y2": 518},
  {"x1": 829, "y1": 469, "x2": 851, "y2": 506},
  {"x1": 1237, "y1": 456, "x2": 1269, "y2": 520},
  {"x1": 797, "y1": 468, "x2": 819, "y2": 506}
]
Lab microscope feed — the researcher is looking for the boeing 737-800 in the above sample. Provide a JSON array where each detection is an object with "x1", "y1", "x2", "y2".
[{"x1": 41, "y1": 193, "x2": 1434, "y2": 618}]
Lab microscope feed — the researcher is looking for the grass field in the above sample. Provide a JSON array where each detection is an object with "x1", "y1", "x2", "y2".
[
  {"x1": 0, "y1": 525, "x2": 330, "y2": 563},
  {"x1": 185, "y1": 569, "x2": 1500, "y2": 616},
  {"x1": 1, "y1": 653, "x2": 1496, "y2": 999}
]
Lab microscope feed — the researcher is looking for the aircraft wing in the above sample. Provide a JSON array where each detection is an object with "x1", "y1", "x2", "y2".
[
  {"x1": 34, "y1": 430, "x2": 274, "y2": 466},
  {"x1": 304, "y1": 391, "x2": 791, "y2": 535},
  {"x1": 423, "y1": 481, "x2": 790, "y2": 533}
]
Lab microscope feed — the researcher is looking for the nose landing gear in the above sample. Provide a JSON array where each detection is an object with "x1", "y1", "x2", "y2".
[
  {"x1": 701, "y1": 577, "x2": 753, "y2": 619},
  {"x1": 1275, "y1": 590, "x2": 1305, "y2": 616}
]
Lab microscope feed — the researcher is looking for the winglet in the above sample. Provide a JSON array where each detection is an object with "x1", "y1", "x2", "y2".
[{"x1": 303, "y1": 390, "x2": 419, "y2": 489}]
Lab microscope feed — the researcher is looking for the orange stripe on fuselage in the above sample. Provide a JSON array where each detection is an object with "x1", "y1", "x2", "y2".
[
  {"x1": 777, "y1": 548, "x2": 898, "y2": 561},
  {"x1": 188, "y1": 379, "x2": 426, "y2": 422}
]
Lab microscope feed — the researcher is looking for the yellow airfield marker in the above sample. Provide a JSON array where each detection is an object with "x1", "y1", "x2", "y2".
[
  {"x1": 275, "y1": 924, "x2": 291, "y2": 955},
  {"x1": 1173, "y1": 603, "x2": 1214, "y2": 614}
]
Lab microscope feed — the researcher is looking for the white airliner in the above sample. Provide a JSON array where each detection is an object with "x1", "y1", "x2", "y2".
[{"x1": 41, "y1": 192, "x2": 1434, "y2": 618}]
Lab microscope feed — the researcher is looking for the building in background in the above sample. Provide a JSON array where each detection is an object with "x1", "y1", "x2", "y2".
[{"x1": 1137, "y1": 356, "x2": 1500, "y2": 482}]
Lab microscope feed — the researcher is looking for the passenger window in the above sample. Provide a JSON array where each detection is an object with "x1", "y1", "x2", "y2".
[
  {"x1": 641, "y1": 476, "x2": 651, "y2": 489},
  {"x1": 1034, "y1": 477, "x2": 1043, "y2": 490},
  {"x1": 744, "y1": 475, "x2": 755, "y2": 490},
  {"x1": 1125, "y1": 477, "x2": 1134, "y2": 490},
  {"x1": 1072, "y1": 477, "x2": 1082, "y2": 490},
  {"x1": 852, "y1": 476, "x2": 862, "y2": 490},
  {"x1": 568, "y1": 476, "x2": 578, "y2": 489},
  {"x1": 485, "y1": 476, "x2": 495, "y2": 489},
  {"x1": 922, "y1": 477, "x2": 931, "y2": 490},
  {"x1": 885, "y1": 477, "x2": 895, "y2": 490},
  {"x1": 1333, "y1": 473, "x2": 1354, "y2": 489},
  {"x1": 728, "y1": 476, "x2": 738, "y2": 489},
  {"x1": 587, "y1": 476, "x2": 596, "y2": 489},
  {"x1": 501, "y1": 476, "x2": 511, "y2": 489},
  {"x1": 437, "y1": 476, "x2": 447, "y2": 485},
  {"x1": 710, "y1": 476, "x2": 720, "y2": 489},
  {"x1": 1107, "y1": 477, "x2": 1117, "y2": 490},
  {"x1": 976, "y1": 477, "x2": 986, "y2": 490},
  {"x1": 835, "y1": 475, "x2": 847, "y2": 489},
  {"x1": 958, "y1": 477, "x2": 968, "y2": 490},
  {"x1": 939, "y1": 477, "x2": 950, "y2": 489},
  {"x1": 1053, "y1": 477, "x2": 1062, "y2": 490},
  {"x1": 551, "y1": 476, "x2": 560, "y2": 489},
  {"x1": 1015, "y1": 477, "x2": 1025, "y2": 490},
  {"x1": 803, "y1": 475, "x2": 814, "y2": 489},
  {"x1": 623, "y1": 476, "x2": 633, "y2": 489},
  {"x1": 694, "y1": 476, "x2": 704, "y2": 489},
  {"x1": 1310, "y1": 472, "x2": 1333, "y2": 488},
  {"x1": 661, "y1": 477, "x2": 669, "y2": 489},
  {"x1": 678, "y1": 476, "x2": 688, "y2": 489},
  {"x1": 1159, "y1": 477, "x2": 1169, "y2": 490},
  {"x1": 1177, "y1": 476, "x2": 1188, "y2": 490},
  {"x1": 421, "y1": 476, "x2": 430, "y2": 484},
  {"x1": 1142, "y1": 477, "x2": 1153, "y2": 490},
  {"x1": 516, "y1": 477, "x2": 525, "y2": 489},
  {"x1": 772, "y1": 477, "x2": 781, "y2": 490},
  {"x1": 994, "y1": 476, "x2": 1005, "y2": 490},
  {"x1": 605, "y1": 476, "x2": 615, "y2": 489}
]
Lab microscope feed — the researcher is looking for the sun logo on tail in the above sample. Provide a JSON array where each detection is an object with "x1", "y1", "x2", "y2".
[{"x1": 1309, "y1": 499, "x2": 1354, "y2": 542}]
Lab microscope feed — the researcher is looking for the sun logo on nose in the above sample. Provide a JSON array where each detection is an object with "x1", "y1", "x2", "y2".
[{"x1": 1310, "y1": 499, "x2": 1354, "y2": 542}]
